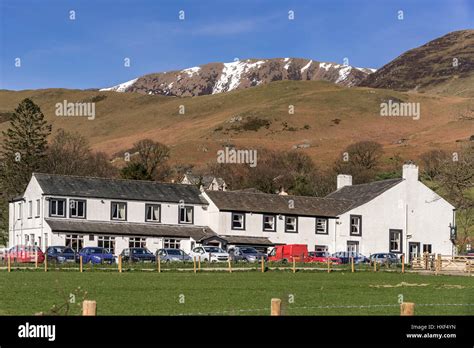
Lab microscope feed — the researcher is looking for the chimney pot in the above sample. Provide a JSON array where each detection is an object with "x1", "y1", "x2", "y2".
[{"x1": 337, "y1": 174, "x2": 352, "y2": 189}]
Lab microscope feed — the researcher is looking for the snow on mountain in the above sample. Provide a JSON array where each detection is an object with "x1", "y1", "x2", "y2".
[{"x1": 99, "y1": 58, "x2": 376, "y2": 97}]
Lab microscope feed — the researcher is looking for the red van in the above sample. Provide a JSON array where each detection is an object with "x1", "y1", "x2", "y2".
[{"x1": 268, "y1": 244, "x2": 308, "y2": 263}]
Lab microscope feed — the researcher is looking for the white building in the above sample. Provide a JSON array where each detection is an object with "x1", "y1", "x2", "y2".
[{"x1": 9, "y1": 164, "x2": 456, "y2": 260}]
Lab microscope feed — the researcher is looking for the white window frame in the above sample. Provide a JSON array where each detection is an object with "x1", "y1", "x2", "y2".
[
  {"x1": 28, "y1": 201, "x2": 32, "y2": 218},
  {"x1": 98, "y1": 236, "x2": 116, "y2": 254},
  {"x1": 129, "y1": 237, "x2": 146, "y2": 248},
  {"x1": 350, "y1": 215, "x2": 362, "y2": 236},
  {"x1": 389, "y1": 229, "x2": 402, "y2": 253},
  {"x1": 263, "y1": 214, "x2": 276, "y2": 232},
  {"x1": 179, "y1": 206, "x2": 193, "y2": 224},
  {"x1": 65, "y1": 234, "x2": 84, "y2": 252},
  {"x1": 231, "y1": 212, "x2": 245, "y2": 230},
  {"x1": 315, "y1": 218, "x2": 328, "y2": 234},
  {"x1": 50, "y1": 198, "x2": 66, "y2": 218},
  {"x1": 145, "y1": 204, "x2": 161, "y2": 222},
  {"x1": 36, "y1": 199, "x2": 41, "y2": 218},
  {"x1": 285, "y1": 216, "x2": 298, "y2": 233},
  {"x1": 111, "y1": 202, "x2": 127, "y2": 221},
  {"x1": 70, "y1": 199, "x2": 86, "y2": 219},
  {"x1": 164, "y1": 239, "x2": 181, "y2": 249}
]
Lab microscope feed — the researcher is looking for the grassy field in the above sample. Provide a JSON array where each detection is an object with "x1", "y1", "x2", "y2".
[{"x1": 1, "y1": 271, "x2": 473, "y2": 316}]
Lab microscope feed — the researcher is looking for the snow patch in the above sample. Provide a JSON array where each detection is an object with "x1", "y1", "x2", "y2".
[
  {"x1": 284, "y1": 59, "x2": 292, "y2": 70},
  {"x1": 336, "y1": 66, "x2": 352, "y2": 83},
  {"x1": 300, "y1": 60, "x2": 312, "y2": 73},
  {"x1": 355, "y1": 67, "x2": 377, "y2": 73},
  {"x1": 100, "y1": 78, "x2": 138, "y2": 92},
  {"x1": 182, "y1": 66, "x2": 201, "y2": 77},
  {"x1": 213, "y1": 60, "x2": 266, "y2": 94}
]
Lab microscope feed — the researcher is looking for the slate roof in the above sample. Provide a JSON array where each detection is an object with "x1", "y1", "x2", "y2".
[
  {"x1": 183, "y1": 174, "x2": 225, "y2": 187},
  {"x1": 45, "y1": 218, "x2": 216, "y2": 241},
  {"x1": 326, "y1": 178, "x2": 404, "y2": 210},
  {"x1": 205, "y1": 191, "x2": 354, "y2": 218},
  {"x1": 218, "y1": 235, "x2": 274, "y2": 246},
  {"x1": 34, "y1": 173, "x2": 207, "y2": 204}
]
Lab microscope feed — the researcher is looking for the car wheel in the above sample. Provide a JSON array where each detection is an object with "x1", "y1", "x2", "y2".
[{"x1": 281, "y1": 259, "x2": 288, "y2": 264}]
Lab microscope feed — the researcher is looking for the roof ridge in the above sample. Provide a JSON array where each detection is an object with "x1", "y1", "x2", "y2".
[
  {"x1": 33, "y1": 172, "x2": 188, "y2": 187},
  {"x1": 207, "y1": 189, "x2": 353, "y2": 201}
]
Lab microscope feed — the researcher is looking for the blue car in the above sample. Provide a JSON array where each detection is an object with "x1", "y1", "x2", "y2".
[
  {"x1": 46, "y1": 246, "x2": 78, "y2": 263},
  {"x1": 78, "y1": 247, "x2": 115, "y2": 264}
]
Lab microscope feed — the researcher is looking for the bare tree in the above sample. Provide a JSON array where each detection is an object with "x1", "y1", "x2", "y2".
[{"x1": 419, "y1": 149, "x2": 450, "y2": 181}]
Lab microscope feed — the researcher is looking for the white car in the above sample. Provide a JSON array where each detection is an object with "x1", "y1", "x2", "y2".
[{"x1": 190, "y1": 246, "x2": 229, "y2": 262}]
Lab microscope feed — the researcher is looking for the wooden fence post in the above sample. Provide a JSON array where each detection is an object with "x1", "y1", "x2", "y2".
[
  {"x1": 228, "y1": 258, "x2": 232, "y2": 273},
  {"x1": 198, "y1": 256, "x2": 201, "y2": 272},
  {"x1": 7, "y1": 253, "x2": 11, "y2": 273},
  {"x1": 292, "y1": 257, "x2": 296, "y2": 273},
  {"x1": 193, "y1": 256, "x2": 196, "y2": 274},
  {"x1": 401, "y1": 254, "x2": 405, "y2": 273},
  {"x1": 351, "y1": 256, "x2": 355, "y2": 273},
  {"x1": 82, "y1": 300, "x2": 97, "y2": 316},
  {"x1": 400, "y1": 302, "x2": 415, "y2": 316},
  {"x1": 80, "y1": 256, "x2": 83, "y2": 273},
  {"x1": 327, "y1": 258, "x2": 331, "y2": 273},
  {"x1": 261, "y1": 256, "x2": 265, "y2": 273},
  {"x1": 435, "y1": 254, "x2": 441, "y2": 275},
  {"x1": 44, "y1": 255, "x2": 48, "y2": 272},
  {"x1": 118, "y1": 255, "x2": 122, "y2": 273},
  {"x1": 271, "y1": 298, "x2": 281, "y2": 316},
  {"x1": 157, "y1": 255, "x2": 161, "y2": 273},
  {"x1": 373, "y1": 260, "x2": 377, "y2": 272},
  {"x1": 35, "y1": 251, "x2": 38, "y2": 269}
]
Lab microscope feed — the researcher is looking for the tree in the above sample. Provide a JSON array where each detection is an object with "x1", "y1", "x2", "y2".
[
  {"x1": 120, "y1": 162, "x2": 152, "y2": 180},
  {"x1": 121, "y1": 139, "x2": 171, "y2": 181},
  {"x1": 419, "y1": 149, "x2": 449, "y2": 181},
  {"x1": 0, "y1": 98, "x2": 51, "y2": 196},
  {"x1": 42, "y1": 129, "x2": 117, "y2": 177},
  {"x1": 0, "y1": 98, "x2": 52, "y2": 245},
  {"x1": 437, "y1": 145, "x2": 474, "y2": 252},
  {"x1": 333, "y1": 141, "x2": 383, "y2": 184}
]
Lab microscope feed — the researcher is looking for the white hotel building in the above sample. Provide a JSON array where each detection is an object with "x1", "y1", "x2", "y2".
[{"x1": 8, "y1": 164, "x2": 456, "y2": 260}]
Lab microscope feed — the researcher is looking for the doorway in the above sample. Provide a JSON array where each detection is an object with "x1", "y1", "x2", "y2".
[{"x1": 408, "y1": 242, "x2": 420, "y2": 262}]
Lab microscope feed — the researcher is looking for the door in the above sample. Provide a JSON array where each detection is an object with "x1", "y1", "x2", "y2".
[
  {"x1": 408, "y1": 242, "x2": 420, "y2": 262},
  {"x1": 347, "y1": 241, "x2": 359, "y2": 254}
]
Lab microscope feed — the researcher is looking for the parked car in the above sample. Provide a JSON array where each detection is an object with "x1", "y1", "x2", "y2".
[
  {"x1": 78, "y1": 247, "x2": 115, "y2": 264},
  {"x1": 156, "y1": 248, "x2": 192, "y2": 263},
  {"x1": 190, "y1": 246, "x2": 229, "y2": 262},
  {"x1": 121, "y1": 248, "x2": 156, "y2": 263},
  {"x1": 308, "y1": 251, "x2": 342, "y2": 264},
  {"x1": 228, "y1": 246, "x2": 267, "y2": 262},
  {"x1": 268, "y1": 244, "x2": 308, "y2": 263},
  {"x1": 0, "y1": 247, "x2": 9, "y2": 261},
  {"x1": 331, "y1": 251, "x2": 370, "y2": 264},
  {"x1": 7, "y1": 245, "x2": 45, "y2": 263},
  {"x1": 46, "y1": 246, "x2": 78, "y2": 263},
  {"x1": 370, "y1": 253, "x2": 399, "y2": 265}
]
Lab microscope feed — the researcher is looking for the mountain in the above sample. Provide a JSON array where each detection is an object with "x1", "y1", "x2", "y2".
[
  {"x1": 100, "y1": 58, "x2": 376, "y2": 97},
  {"x1": 1, "y1": 81, "x2": 471, "y2": 170},
  {"x1": 358, "y1": 30, "x2": 474, "y2": 97}
]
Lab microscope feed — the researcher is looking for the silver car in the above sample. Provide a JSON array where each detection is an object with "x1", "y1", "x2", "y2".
[
  {"x1": 156, "y1": 248, "x2": 192, "y2": 263},
  {"x1": 228, "y1": 246, "x2": 267, "y2": 262}
]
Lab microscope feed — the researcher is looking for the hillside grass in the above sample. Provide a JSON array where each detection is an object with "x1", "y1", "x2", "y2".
[
  {"x1": 0, "y1": 271, "x2": 472, "y2": 316},
  {"x1": 0, "y1": 81, "x2": 471, "y2": 169}
]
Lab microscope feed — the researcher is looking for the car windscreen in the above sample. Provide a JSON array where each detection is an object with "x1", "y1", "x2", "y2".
[
  {"x1": 203, "y1": 247, "x2": 222, "y2": 253},
  {"x1": 240, "y1": 247, "x2": 258, "y2": 254},
  {"x1": 50, "y1": 247, "x2": 64, "y2": 253},
  {"x1": 166, "y1": 249, "x2": 182, "y2": 255},
  {"x1": 89, "y1": 248, "x2": 106, "y2": 254},
  {"x1": 62, "y1": 248, "x2": 74, "y2": 254},
  {"x1": 132, "y1": 249, "x2": 150, "y2": 254}
]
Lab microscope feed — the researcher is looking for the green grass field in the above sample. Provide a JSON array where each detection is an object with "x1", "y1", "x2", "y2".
[{"x1": 1, "y1": 271, "x2": 473, "y2": 316}]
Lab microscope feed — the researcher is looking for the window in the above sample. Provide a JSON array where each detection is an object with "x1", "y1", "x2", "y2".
[
  {"x1": 49, "y1": 198, "x2": 66, "y2": 217},
  {"x1": 28, "y1": 201, "x2": 32, "y2": 218},
  {"x1": 350, "y1": 215, "x2": 362, "y2": 236},
  {"x1": 423, "y1": 244, "x2": 432, "y2": 254},
  {"x1": 70, "y1": 199, "x2": 86, "y2": 218},
  {"x1": 315, "y1": 245, "x2": 328, "y2": 252},
  {"x1": 231, "y1": 212, "x2": 245, "y2": 230},
  {"x1": 285, "y1": 216, "x2": 298, "y2": 233},
  {"x1": 44, "y1": 233, "x2": 48, "y2": 249},
  {"x1": 315, "y1": 218, "x2": 328, "y2": 234},
  {"x1": 145, "y1": 204, "x2": 161, "y2": 222},
  {"x1": 347, "y1": 241, "x2": 359, "y2": 253},
  {"x1": 65, "y1": 234, "x2": 84, "y2": 252},
  {"x1": 111, "y1": 202, "x2": 127, "y2": 221},
  {"x1": 263, "y1": 214, "x2": 276, "y2": 232},
  {"x1": 89, "y1": 235, "x2": 95, "y2": 241},
  {"x1": 98, "y1": 236, "x2": 115, "y2": 254},
  {"x1": 164, "y1": 239, "x2": 181, "y2": 249},
  {"x1": 389, "y1": 229, "x2": 403, "y2": 253},
  {"x1": 129, "y1": 237, "x2": 146, "y2": 248},
  {"x1": 36, "y1": 199, "x2": 41, "y2": 217},
  {"x1": 17, "y1": 203, "x2": 22, "y2": 220},
  {"x1": 179, "y1": 206, "x2": 193, "y2": 224}
]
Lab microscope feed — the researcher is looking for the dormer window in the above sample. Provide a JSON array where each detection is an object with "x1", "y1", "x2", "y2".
[{"x1": 49, "y1": 198, "x2": 66, "y2": 218}]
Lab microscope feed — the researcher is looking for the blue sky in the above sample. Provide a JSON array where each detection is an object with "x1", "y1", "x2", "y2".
[{"x1": 0, "y1": 0, "x2": 472, "y2": 90}]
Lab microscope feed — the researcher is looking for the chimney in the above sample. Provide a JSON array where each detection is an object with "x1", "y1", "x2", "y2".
[
  {"x1": 278, "y1": 187, "x2": 288, "y2": 196},
  {"x1": 337, "y1": 174, "x2": 352, "y2": 189},
  {"x1": 402, "y1": 163, "x2": 419, "y2": 182}
]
